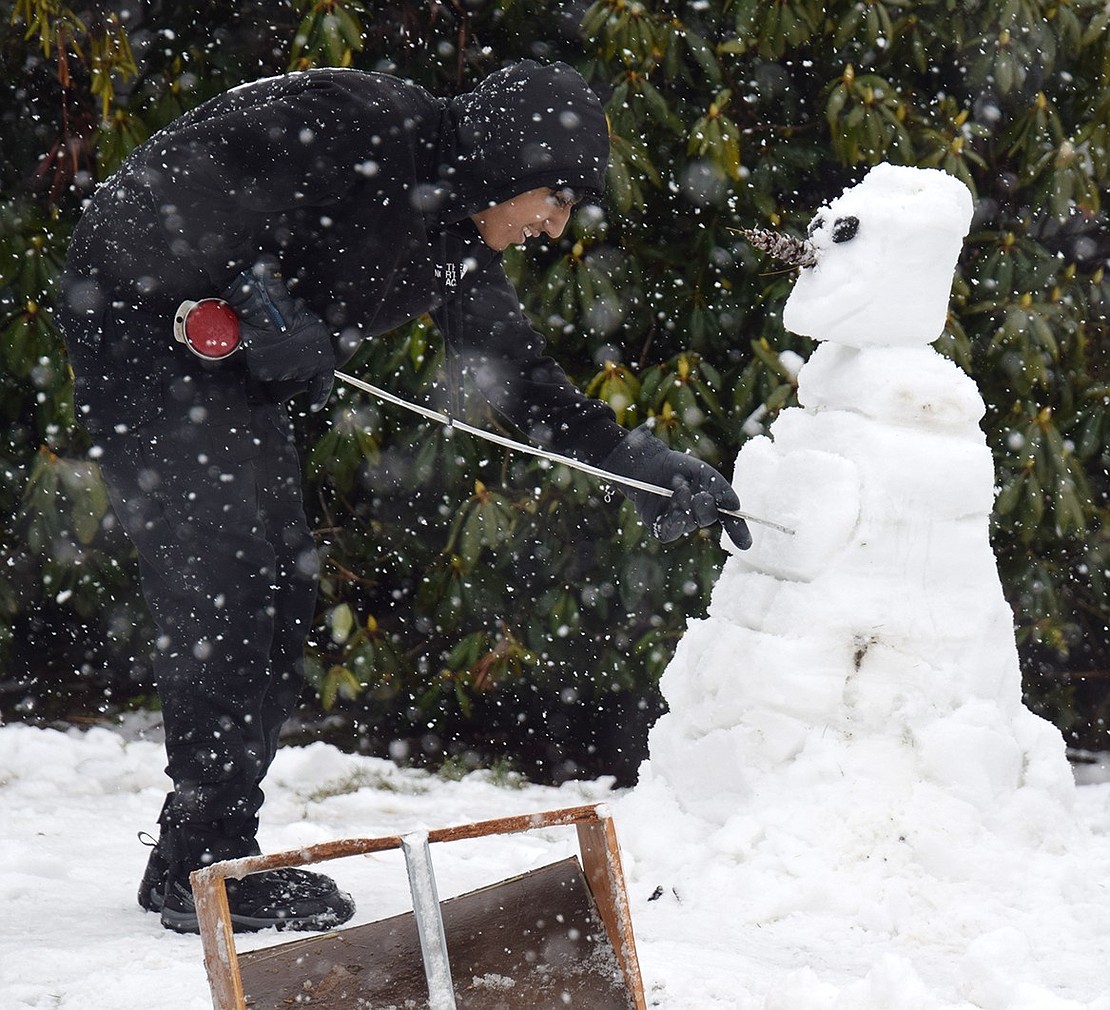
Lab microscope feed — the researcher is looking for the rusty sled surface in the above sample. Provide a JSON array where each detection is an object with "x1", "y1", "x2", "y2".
[{"x1": 191, "y1": 803, "x2": 646, "y2": 1010}]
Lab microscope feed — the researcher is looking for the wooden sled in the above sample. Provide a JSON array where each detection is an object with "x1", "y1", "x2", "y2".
[{"x1": 192, "y1": 803, "x2": 646, "y2": 1010}]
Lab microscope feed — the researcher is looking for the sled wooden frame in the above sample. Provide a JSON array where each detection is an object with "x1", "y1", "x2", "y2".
[{"x1": 191, "y1": 802, "x2": 647, "y2": 1010}]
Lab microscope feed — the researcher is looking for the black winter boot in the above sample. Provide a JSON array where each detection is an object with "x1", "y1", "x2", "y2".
[
  {"x1": 138, "y1": 834, "x2": 169, "y2": 912},
  {"x1": 137, "y1": 794, "x2": 175, "y2": 913},
  {"x1": 160, "y1": 865, "x2": 357, "y2": 934},
  {"x1": 136, "y1": 793, "x2": 251, "y2": 913},
  {"x1": 156, "y1": 823, "x2": 355, "y2": 934}
]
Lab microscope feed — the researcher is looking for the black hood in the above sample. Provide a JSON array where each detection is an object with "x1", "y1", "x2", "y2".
[{"x1": 437, "y1": 60, "x2": 609, "y2": 224}]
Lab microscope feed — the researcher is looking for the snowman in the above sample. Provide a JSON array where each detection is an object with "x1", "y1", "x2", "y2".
[{"x1": 622, "y1": 163, "x2": 1076, "y2": 883}]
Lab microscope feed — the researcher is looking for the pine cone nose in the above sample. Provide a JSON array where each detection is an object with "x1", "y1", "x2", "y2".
[{"x1": 740, "y1": 227, "x2": 817, "y2": 269}]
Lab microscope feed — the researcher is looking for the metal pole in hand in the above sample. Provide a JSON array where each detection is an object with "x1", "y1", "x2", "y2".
[{"x1": 333, "y1": 370, "x2": 795, "y2": 536}]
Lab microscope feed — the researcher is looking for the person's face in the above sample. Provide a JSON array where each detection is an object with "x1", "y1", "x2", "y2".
[{"x1": 470, "y1": 187, "x2": 578, "y2": 251}]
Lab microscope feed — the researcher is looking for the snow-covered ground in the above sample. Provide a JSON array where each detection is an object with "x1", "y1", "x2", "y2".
[{"x1": 2, "y1": 720, "x2": 1110, "y2": 1009}]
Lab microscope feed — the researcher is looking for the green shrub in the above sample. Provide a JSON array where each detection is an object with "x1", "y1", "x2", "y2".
[{"x1": 2, "y1": 0, "x2": 1107, "y2": 774}]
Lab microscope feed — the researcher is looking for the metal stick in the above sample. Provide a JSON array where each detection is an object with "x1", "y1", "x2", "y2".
[
  {"x1": 333, "y1": 370, "x2": 795, "y2": 536},
  {"x1": 402, "y1": 832, "x2": 457, "y2": 1010}
]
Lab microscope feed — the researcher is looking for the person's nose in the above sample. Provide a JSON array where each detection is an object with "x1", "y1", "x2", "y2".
[{"x1": 543, "y1": 204, "x2": 572, "y2": 238}]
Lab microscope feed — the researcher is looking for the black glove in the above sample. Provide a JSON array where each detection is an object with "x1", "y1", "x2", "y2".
[
  {"x1": 224, "y1": 256, "x2": 335, "y2": 411},
  {"x1": 602, "y1": 423, "x2": 752, "y2": 550}
]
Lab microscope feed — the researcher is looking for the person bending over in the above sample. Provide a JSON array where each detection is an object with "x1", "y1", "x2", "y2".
[{"x1": 58, "y1": 60, "x2": 750, "y2": 934}]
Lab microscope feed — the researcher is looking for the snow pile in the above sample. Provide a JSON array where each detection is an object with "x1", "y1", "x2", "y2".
[
  {"x1": 620, "y1": 164, "x2": 1110, "y2": 1007},
  {"x1": 0, "y1": 722, "x2": 618, "y2": 1010},
  {"x1": 4, "y1": 721, "x2": 1109, "y2": 1010}
]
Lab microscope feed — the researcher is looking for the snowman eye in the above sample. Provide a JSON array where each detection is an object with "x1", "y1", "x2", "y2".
[
  {"x1": 832, "y1": 216, "x2": 859, "y2": 242},
  {"x1": 807, "y1": 215, "x2": 826, "y2": 237}
]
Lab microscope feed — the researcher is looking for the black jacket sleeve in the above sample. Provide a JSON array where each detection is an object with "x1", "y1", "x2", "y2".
[
  {"x1": 138, "y1": 77, "x2": 363, "y2": 289},
  {"x1": 432, "y1": 259, "x2": 626, "y2": 467}
]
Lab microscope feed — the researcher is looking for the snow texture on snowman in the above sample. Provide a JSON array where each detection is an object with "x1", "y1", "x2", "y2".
[{"x1": 623, "y1": 164, "x2": 1077, "y2": 882}]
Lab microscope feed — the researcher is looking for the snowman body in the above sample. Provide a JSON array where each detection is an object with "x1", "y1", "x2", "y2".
[{"x1": 635, "y1": 164, "x2": 1073, "y2": 835}]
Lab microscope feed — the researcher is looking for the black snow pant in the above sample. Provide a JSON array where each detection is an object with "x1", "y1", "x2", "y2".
[{"x1": 97, "y1": 375, "x2": 319, "y2": 847}]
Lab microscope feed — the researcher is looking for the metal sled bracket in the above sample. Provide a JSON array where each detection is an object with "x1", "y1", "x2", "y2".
[{"x1": 191, "y1": 802, "x2": 647, "y2": 1010}]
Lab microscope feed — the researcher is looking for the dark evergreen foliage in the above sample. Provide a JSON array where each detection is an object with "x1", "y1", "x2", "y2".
[{"x1": 2, "y1": 0, "x2": 1107, "y2": 777}]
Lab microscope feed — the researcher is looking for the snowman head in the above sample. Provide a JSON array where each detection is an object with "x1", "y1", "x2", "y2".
[{"x1": 778, "y1": 164, "x2": 974, "y2": 348}]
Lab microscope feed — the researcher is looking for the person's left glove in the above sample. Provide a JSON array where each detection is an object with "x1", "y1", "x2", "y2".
[
  {"x1": 224, "y1": 256, "x2": 335, "y2": 411},
  {"x1": 602, "y1": 423, "x2": 752, "y2": 550}
]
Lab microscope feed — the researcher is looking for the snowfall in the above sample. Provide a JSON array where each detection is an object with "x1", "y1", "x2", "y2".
[{"x1": 5, "y1": 165, "x2": 1110, "y2": 1010}]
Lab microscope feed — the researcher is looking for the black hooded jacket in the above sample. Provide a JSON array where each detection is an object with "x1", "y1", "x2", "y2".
[{"x1": 59, "y1": 61, "x2": 624, "y2": 462}]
